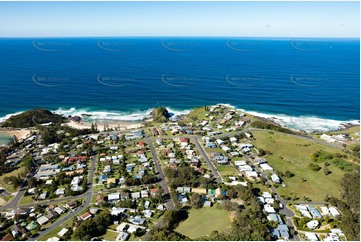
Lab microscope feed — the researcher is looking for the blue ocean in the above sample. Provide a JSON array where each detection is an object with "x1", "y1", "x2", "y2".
[{"x1": 0, "y1": 37, "x2": 359, "y2": 131}]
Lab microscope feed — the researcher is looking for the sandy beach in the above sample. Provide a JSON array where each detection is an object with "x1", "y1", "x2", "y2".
[
  {"x1": 63, "y1": 120, "x2": 144, "y2": 131},
  {"x1": 0, "y1": 129, "x2": 31, "y2": 140}
]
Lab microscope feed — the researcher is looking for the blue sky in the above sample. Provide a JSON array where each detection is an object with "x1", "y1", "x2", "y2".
[{"x1": 0, "y1": 1, "x2": 359, "y2": 37}]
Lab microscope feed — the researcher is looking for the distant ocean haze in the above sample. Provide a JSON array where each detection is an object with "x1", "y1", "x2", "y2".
[{"x1": 0, "y1": 37, "x2": 359, "y2": 132}]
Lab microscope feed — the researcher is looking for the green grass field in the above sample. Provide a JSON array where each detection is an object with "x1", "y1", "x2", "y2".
[
  {"x1": 101, "y1": 230, "x2": 119, "y2": 241},
  {"x1": 0, "y1": 166, "x2": 26, "y2": 193},
  {"x1": 217, "y1": 165, "x2": 239, "y2": 177},
  {"x1": 38, "y1": 214, "x2": 74, "y2": 241},
  {"x1": 175, "y1": 207, "x2": 231, "y2": 239},
  {"x1": 18, "y1": 194, "x2": 35, "y2": 206},
  {"x1": 182, "y1": 107, "x2": 210, "y2": 123},
  {"x1": 252, "y1": 131, "x2": 358, "y2": 201}
]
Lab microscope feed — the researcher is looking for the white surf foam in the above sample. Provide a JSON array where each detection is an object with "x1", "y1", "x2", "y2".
[{"x1": 0, "y1": 105, "x2": 358, "y2": 133}]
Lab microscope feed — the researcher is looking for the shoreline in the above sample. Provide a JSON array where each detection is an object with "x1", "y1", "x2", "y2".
[
  {"x1": 0, "y1": 128, "x2": 31, "y2": 140},
  {"x1": 0, "y1": 104, "x2": 359, "y2": 133},
  {"x1": 63, "y1": 120, "x2": 145, "y2": 131}
]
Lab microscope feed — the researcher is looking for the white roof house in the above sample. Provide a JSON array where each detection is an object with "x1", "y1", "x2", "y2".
[
  {"x1": 37, "y1": 216, "x2": 49, "y2": 225},
  {"x1": 305, "y1": 232, "x2": 319, "y2": 241},
  {"x1": 262, "y1": 192, "x2": 273, "y2": 199},
  {"x1": 108, "y1": 193, "x2": 120, "y2": 201},
  {"x1": 260, "y1": 163, "x2": 273, "y2": 171},
  {"x1": 216, "y1": 139, "x2": 225, "y2": 146},
  {"x1": 237, "y1": 165, "x2": 253, "y2": 172},
  {"x1": 222, "y1": 146, "x2": 231, "y2": 152},
  {"x1": 111, "y1": 207, "x2": 126, "y2": 216},
  {"x1": 234, "y1": 160, "x2": 247, "y2": 166},
  {"x1": 245, "y1": 171, "x2": 258, "y2": 178},
  {"x1": 324, "y1": 233, "x2": 340, "y2": 241},
  {"x1": 329, "y1": 207, "x2": 341, "y2": 218},
  {"x1": 271, "y1": 174, "x2": 281, "y2": 184},
  {"x1": 306, "y1": 220, "x2": 319, "y2": 230},
  {"x1": 230, "y1": 137, "x2": 237, "y2": 143},
  {"x1": 300, "y1": 210, "x2": 313, "y2": 218},
  {"x1": 264, "y1": 204, "x2": 276, "y2": 213},
  {"x1": 55, "y1": 188, "x2": 65, "y2": 196},
  {"x1": 320, "y1": 206, "x2": 330, "y2": 216},
  {"x1": 58, "y1": 228, "x2": 69, "y2": 237}
]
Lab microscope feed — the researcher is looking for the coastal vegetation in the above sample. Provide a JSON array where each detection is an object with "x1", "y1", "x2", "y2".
[
  {"x1": 73, "y1": 210, "x2": 113, "y2": 240},
  {"x1": 252, "y1": 130, "x2": 357, "y2": 201},
  {"x1": 251, "y1": 120, "x2": 299, "y2": 134},
  {"x1": 200, "y1": 185, "x2": 271, "y2": 241},
  {"x1": 326, "y1": 171, "x2": 360, "y2": 241},
  {"x1": 151, "y1": 107, "x2": 170, "y2": 123},
  {"x1": 0, "y1": 109, "x2": 64, "y2": 128},
  {"x1": 147, "y1": 210, "x2": 190, "y2": 241}
]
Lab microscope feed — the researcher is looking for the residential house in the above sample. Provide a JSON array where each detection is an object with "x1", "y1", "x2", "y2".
[
  {"x1": 55, "y1": 188, "x2": 65, "y2": 196},
  {"x1": 264, "y1": 204, "x2": 276, "y2": 214},
  {"x1": 26, "y1": 221, "x2": 38, "y2": 231},
  {"x1": 141, "y1": 190, "x2": 149, "y2": 198},
  {"x1": 192, "y1": 187, "x2": 207, "y2": 194},
  {"x1": 305, "y1": 232, "x2": 319, "y2": 241},
  {"x1": 320, "y1": 206, "x2": 330, "y2": 216},
  {"x1": 308, "y1": 206, "x2": 322, "y2": 218},
  {"x1": 66, "y1": 201, "x2": 78, "y2": 210},
  {"x1": 46, "y1": 210, "x2": 59, "y2": 220},
  {"x1": 98, "y1": 174, "x2": 108, "y2": 183},
  {"x1": 271, "y1": 174, "x2": 281, "y2": 184},
  {"x1": 111, "y1": 207, "x2": 126, "y2": 216},
  {"x1": 108, "y1": 193, "x2": 120, "y2": 202},
  {"x1": 267, "y1": 214, "x2": 284, "y2": 224},
  {"x1": 149, "y1": 188, "x2": 159, "y2": 197},
  {"x1": 37, "y1": 216, "x2": 49, "y2": 226},
  {"x1": 254, "y1": 157, "x2": 267, "y2": 165},
  {"x1": 80, "y1": 212, "x2": 92, "y2": 220},
  {"x1": 121, "y1": 192, "x2": 130, "y2": 200},
  {"x1": 270, "y1": 224, "x2": 289, "y2": 240},
  {"x1": 260, "y1": 163, "x2": 273, "y2": 171},
  {"x1": 58, "y1": 228, "x2": 69, "y2": 237},
  {"x1": 129, "y1": 216, "x2": 146, "y2": 225},
  {"x1": 131, "y1": 192, "x2": 141, "y2": 200},
  {"x1": 103, "y1": 165, "x2": 111, "y2": 173},
  {"x1": 306, "y1": 220, "x2": 319, "y2": 230},
  {"x1": 54, "y1": 206, "x2": 66, "y2": 215},
  {"x1": 12, "y1": 225, "x2": 26, "y2": 238},
  {"x1": 38, "y1": 192, "x2": 48, "y2": 200},
  {"x1": 329, "y1": 207, "x2": 341, "y2": 218}
]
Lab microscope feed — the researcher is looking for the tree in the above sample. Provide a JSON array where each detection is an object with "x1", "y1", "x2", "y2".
[
  {"x1": 284, "y1": 170, "x2": 294, "y2": 178},
  {"x1": 258, "y1": 148, "x2": 266, "y2": 156},
  {"x1": 226, "y1": 188, "x2": 238, "y2": 199},
  {"x1": 323, "y1": 166, "x2": 331, "y2": 175},
  {"x1": 190, "y1": 193, "x2": 203, "y2": 209},
  {"x1": 308, "y1": 163, "x2": 321, "y2": 171}
]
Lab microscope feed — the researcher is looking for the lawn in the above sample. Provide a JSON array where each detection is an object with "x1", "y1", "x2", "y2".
[
  {"x1": 38, "y1": 214, "x2": 74, "y2": 241},
  {"x1": 175, "y1": 207, "x2": 231, "y2": 239},
  {"x1": 0, "y1": 197, "x2": 6, "y2": 206},
  {"x1": 18, "y1": 194, "x2": 35, "y2": 206},
  {"x1": 182, "y1": 107, "x2": 210, "y2": 123},
  {"x1": 101, "y1": 230, "x2": 119, "y2": 241},
  {"x1": 217, "y1": 165, "x2": 239, "y2": 177},
  {"x1": 252, "y1": 131, "x2": 358, "y2": 201},
  {"x1": 0, "y1": 166, "x2": 27, "y2": 193}
]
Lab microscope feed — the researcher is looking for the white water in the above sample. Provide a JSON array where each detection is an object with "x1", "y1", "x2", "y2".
[{"x1": 1, "y1": 105, "x2": 359, "y2": 133}]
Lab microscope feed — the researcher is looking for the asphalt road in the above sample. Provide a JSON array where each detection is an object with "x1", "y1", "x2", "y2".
[
  {"x1": 191, "y1": 136, "x2": 222, "y2": 183},
  {"x1": 0, "y1": 184, "x2": 27, "y2": 211},
  {"x1": 29, "y1": 155, "x2": 97, "y2": 241},
  {"x1": 2, "y1": 125, "x2": 337, "y2": 240},
  {"x1": 143, "y1": 130, "x2": 174, "y2": 210},
  {"x1": 245, "y1": 155, "x2": 300, "y2": 241}
]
